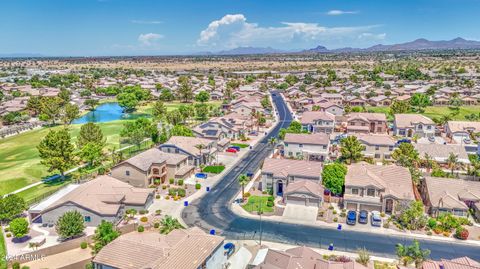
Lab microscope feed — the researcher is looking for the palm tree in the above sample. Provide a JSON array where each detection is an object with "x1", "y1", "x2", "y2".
[
  {"x1": 396, "y1": 240, "x2": 430, "y2": 268},
  {"x1": 195, "y1": 144, "x2": 206, "y2": 165},
  {"x1": 238, "y1": 174, "x2": 250, "y2": 199},
  {"x1": 268, "y1": 137, "x2": 277, "y2": 154},
  {"x1": 340, "y1": 136, "x2": 364, "y2": 164},
  {"x1": 423, "y1": 153, "x2": 433, "y2": 173},
  {"x1": 159, "y1": 215, "x2": 184, "y2": 234},
  {"x1": 447, "y1": 152, "x2": 460, "y2": 176},
  {"x1": 470, "y1": 159, "x2": 480, "y2": 180}
]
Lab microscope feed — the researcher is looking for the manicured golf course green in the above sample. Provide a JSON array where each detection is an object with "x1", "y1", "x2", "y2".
[{"x1": 0, "y1": 120, "x2": 126, "y2": 196}]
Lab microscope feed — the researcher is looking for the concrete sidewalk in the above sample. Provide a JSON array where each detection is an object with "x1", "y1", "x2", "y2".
[{"x1": 231, "y1": 203, "x2": 480, "y2": 246}]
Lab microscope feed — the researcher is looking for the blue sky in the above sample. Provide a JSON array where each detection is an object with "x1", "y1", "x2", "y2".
[{"x1": 1, "y1": 0, "x2": 479, "y2": 56}]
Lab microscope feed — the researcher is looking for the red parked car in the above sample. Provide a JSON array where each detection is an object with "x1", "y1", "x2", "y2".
[{"x1": 226, "y1": 148, "x2": 237, "y2": 153}]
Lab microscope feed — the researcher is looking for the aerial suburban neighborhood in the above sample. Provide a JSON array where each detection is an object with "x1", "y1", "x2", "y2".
[{"x1": 2, "y1": 1, "x2": 480, "y2": 269}]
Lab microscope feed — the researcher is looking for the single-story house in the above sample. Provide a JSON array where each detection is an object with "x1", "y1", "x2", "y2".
[
  {"x1": 159, "y1": 136, "x2": 217, "y2": 166},
  {"x1": 31, "y1": 175, "x2": 154, "y2": 226},
  {"x1": 93, "y1": 227, "x2": 226, "y2": 269}
]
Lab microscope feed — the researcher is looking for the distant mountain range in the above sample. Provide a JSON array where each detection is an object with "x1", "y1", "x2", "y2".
[
  {"x1": 0, "y1": 53, "x2": 45, "y2": 58},
  {"x1": 198, "y1": 37, "x2": 480, "y2": 55}
]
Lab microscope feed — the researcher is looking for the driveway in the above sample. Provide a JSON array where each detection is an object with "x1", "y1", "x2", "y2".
[
  {"x1": 182, "y1": 91, "x2": 480, "y2": 260},
  {"x1": 282, "y1": 204, "x2": 318, "y2": 222}
]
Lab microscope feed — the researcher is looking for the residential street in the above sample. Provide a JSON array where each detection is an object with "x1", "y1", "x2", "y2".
[{"x1": 182, "y1": 91, "x2": 480, "y2": 260}]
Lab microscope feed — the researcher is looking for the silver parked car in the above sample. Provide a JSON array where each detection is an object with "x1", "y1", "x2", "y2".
[{"x1": 371, "y1": 211, "x2": 382, "y2": 227}]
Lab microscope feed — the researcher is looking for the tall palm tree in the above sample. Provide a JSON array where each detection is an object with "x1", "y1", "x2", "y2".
[
  {"x1": 423, "y1": 153, "x2": 433, "y2": 173},
  {"x1": 159, "y1": 215, "x2": 184, "y2": 235},
  {"x1": 195, "y1": 144, "x2": 206, "y2": 165},
  {"x1": 238, "y1": 174, "x2": 250, "y2": 199},
  {"x1": 447, "y1": 152, "x2": 460, "y2": 176},
  {"x1": 395, "y1": 240, "x2": 430, "y2": 268},
  {"x1": 470, "y1": 159, "x2": 480, "y2": 180}
]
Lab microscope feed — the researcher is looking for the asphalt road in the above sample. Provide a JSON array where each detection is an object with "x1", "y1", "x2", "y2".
[{"x1": 182, "y1": 91, "x2": 480, "y2": 260}]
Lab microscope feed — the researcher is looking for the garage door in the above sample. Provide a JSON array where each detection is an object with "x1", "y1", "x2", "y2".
[
  {"x1": 359, "y1": 204, "x2": 382, "y2": 212},
  {"x1": 286, "y1": 196, "x2": 306, "y2": 206},
  {"x1": 346, "y1": 202, "x2": 358, "y2": 211}
]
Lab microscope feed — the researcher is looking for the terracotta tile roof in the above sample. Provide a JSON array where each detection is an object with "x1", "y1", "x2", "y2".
[
  {"x1": 394, "y1": 114, "x2": 434, "y2": 128},
  {"x1": 284, "y1": 133, "x2": 330, "y2": 145},
  {"x1": 446, "y1": 121, "x2": 480, "y2": 133},
  {"x1": 116, "y1": 148, "x2": 186, "y2": 172},
  {"x1": 42, "y1": 175, "x2": 153, "y2": 216},
  {"x1": 355, "y1": 133, "x2": 396, "y2": 146},
  {"x1": 93, "y1": 227, "x2": 224, "y2": 269},
  {"x1": 414, "y1": 143, "x2": 470, "y2": 163},
  {"x1": 254, "y1": 246, "x2": 368, "y2": 269},
  {"x1": 422, "y1": 257, "x2": 480, "y2": 269},
  {"x1": 285, "y1": 180, "x2": 324, "y2": 197},
  {"x1": 300, "y1": 111, "x2": 335, "y2": 124},
  {"x1": 347, "y1": 112, "x2": 386, "y2": 122},
  {"x1": 262, "y1": 158, "x2": 322, "y2": 179},
  {"x1": 424, "y1": 177, "x2": 480, "y2": 210},
  {"x1": 163, "y1": 136, "x2": 215, "y2": 156},
  {"x1": 345, "y1": 163, "x2": 415, "y2": 201}
]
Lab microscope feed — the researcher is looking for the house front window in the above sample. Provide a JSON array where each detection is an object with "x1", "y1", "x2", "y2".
[
  {"x1": 299, "y1": 144, "x2": 303, "y2": 148},
  {"x1": 367, "y1": 189, "x2": 375, "y2": 197},
  {"x1": 84, "y1": 216, "x2": 91, "y2": 222},
  {"x1": 125, "y1": 170, "x2": 130, "y2": 176},
  {"x1": 351, "y1": 188, "x2": 359, "y2": 195},
  {"x1": 375, "y1": 146, "x2": 380, "y2": 150}
]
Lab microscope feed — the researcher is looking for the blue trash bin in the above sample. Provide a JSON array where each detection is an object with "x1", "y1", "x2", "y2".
[
  {"x1": 210, "y1": 229, "x2": 216, "y2": 235},
  {"x1": 206, "y1": 187, "x2": 210, "y2": 192},
  {"x1": 184, "y1": 201, "x2": 188, "y2": 206},
  {"x1": 337, "y1": 224, "x2": 342, "y2": 230},
  {"x1": 328, "y1": 244, "x2": 334, "y2": 251}
]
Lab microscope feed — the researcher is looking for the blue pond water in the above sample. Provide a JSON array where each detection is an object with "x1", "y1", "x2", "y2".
[{"x1": 73, "y1": 102, "x2": 145, "y2": 124}]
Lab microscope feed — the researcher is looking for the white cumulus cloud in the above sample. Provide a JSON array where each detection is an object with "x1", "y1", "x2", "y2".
[
  {"x1": 327, "y1": 10, "x2": 358, "y2": 16},
  {"x1": 197, "y1": 14, "x2": 383, "y2": 49},
  {"x1": 138, "y1": 33, "x2": 163, "y2": 46}
]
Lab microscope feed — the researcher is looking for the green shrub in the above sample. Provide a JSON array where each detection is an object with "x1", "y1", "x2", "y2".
[
  {"x1": 6, "y1": 233, "x2": 11, "y2": 238},
  {"x1": 137, "y1": 225, "x2": 144, "y2": 232},
  {"x1": 178, "y1": 179, "x2": 184, "y2": 186},
  {"x1": 155, "y1": 209, "x2": 162, "y2": 215},
  {"x1": 244, "y1": 192, "x2": 251, "y2": 198},
  {"x1": 162, "y1": 185, "x2": 167, "y2": 190},
  {"x1": 168, "y1": 188, "x2": 176, "y2": 196},
  {"x1": 154, "y1": 222, "x2": 160, "y2": 228},
  {"x1": 80, "y1": 241, "x2": 88, "y2": 249},
  {"x1": 97, "y1": 166, "x2": 106, "y2": 175},
  {"x1": 139, "y1": 209, "x2": 147, "y2": 215},
  {"x1": 195, "y1": 183, "x2": 201, "y2": 190},
  {"x1": 169, "y1": 178, "x2": 175, "y2": 184},
  {"x1": 333, "y1": 217, "x2": 338, "y2": 222},
  {"x1": 340, "y1": 212, "x2": 346, "y2": 218},
  {"x1": 155, "y1": 194, "x2": 160, "y2": 199},
  {"x1": 332, "y1": 210, "x2": 337, "y2": 215},
  {"x1": 267, "y1": 196, "x2": 274, "y2": 202},
  {"x1": 140, "y1": 216, "x2": 148, "y2": 222},
  {"x1": 426, "y1": 231, "x2": 432, "y2": 236},
  {"x1": 177, "y1": 188, "x2": 186, "y2": 197},
  {"x1": 21, "y1": 266, "x2": 30, "y2": 269},
  {"x1": 427, "y1": 218, "x2": 437, "y2": 229},
  {"x1": 12, "y1": 262, "x2": 20, "y2": 269},
  {"x1": 266, "y1": 201, "x2": 274, "y2": 207},
  {"x1": 455, "y1": 227, "x2": 469, "y2": 240}
]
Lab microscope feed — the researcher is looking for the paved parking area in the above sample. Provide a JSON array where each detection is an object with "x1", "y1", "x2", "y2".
[{"x1": 282, "y1": 204, "x2": 318, "y2": 222}]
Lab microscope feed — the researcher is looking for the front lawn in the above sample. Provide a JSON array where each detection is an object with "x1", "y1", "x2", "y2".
[
  {"x1": 242, "y1": 196, "x2": 274, "y2": 213},
  {"x1": 231, "y1": 143, "x2": 250, "y2": 148},
  {"x1": 202, "y1": 165, "x2": 225, "y2": 174}
]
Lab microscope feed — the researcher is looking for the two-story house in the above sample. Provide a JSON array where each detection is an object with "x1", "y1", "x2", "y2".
[
  {"x1": 284, "y1": 133, "x2": 330, "y2": 161},
  {"x1": 159, "y1": 136, "x2": 217, "y2": 166},
  {"x1": 346, "y1": 113, "x2": 387, "y2": 134},
  {"x1": 261, "y1": 158, "x2": 323, "y2": 199},
  {"x1": 393, "y1": 114, "x2": 435, "y2": 138},
  {"x1": 300, "y1": 111, "x2": 336, "y2": 134},
  {"x1": 343, "y1": 163, "x2": 415, "y2": 213},
  {"x1": 355, "y1": 134, "x2": 396, "y2": 161},
  {"x1": 111, "y1": 148, "x2": 195, "y2": 187}
]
